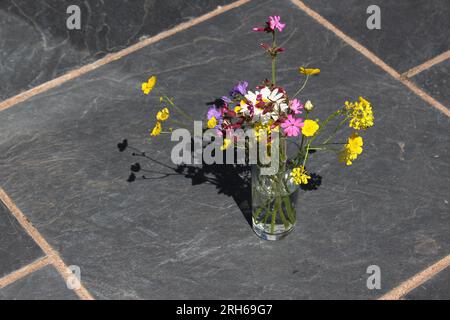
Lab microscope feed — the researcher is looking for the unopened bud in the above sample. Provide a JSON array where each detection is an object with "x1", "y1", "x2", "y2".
[{"x1": 304, "y1": 100, "x2": 314, "y2": 111}]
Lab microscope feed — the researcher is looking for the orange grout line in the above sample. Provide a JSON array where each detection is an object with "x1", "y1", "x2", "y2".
[
  {"x1": 290, "y1": 0, "x2": 450, "y2": 117},
  {"x1": 0, "y1": 256, "x2": 50, "y2": 289},
  {"x1": 0, "y1": 0, "x2": 251, "y2": 113},
  {"x1": 402, "y1": 50, "x2": 450, "y2": 79},
  {"x1": 0, "y1": 188, "x2": 93, "y2": 300},
  {"x1": 401, "y1": 78, "x2": 450, "y2": 116},
  {"x1": 379, "y1": 254, "x2": 450, "y2": 300}
]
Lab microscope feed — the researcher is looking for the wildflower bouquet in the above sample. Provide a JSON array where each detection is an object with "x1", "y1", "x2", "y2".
[{"x1": 142, "y1": 15, "x2": 374, "y2": 240}]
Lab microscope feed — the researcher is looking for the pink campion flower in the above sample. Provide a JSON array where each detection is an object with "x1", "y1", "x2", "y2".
[
  {"x1": 281, "y1": 115, "x2": 304, "y2": 137},
  {"x1": 289, "y1": 99, "x2": 303, "y2": 114},
  {"x1": 253, "y1": 27, "x2": 266, "y2": 32},
  {"x1": 269, "y1": 16, "x2": 285, "y2": 32},
  {"x1": 253, "y1": 16, "x2": 285, "y2": 33}
]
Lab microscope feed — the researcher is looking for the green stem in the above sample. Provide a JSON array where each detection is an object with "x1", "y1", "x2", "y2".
[
  {"x1": 282, "y1": 195, "x2": 295, "y2": 224},
  {"x1": 272, "y1": 58, "x2": 276, "y2": 86},
  {"x1": 262, "y1": 202, "x2": 272, "y2": 225},
  {"x1": 308, "y1": 147, "x2": 341, "y2": 152},
  {"x1": 167, "y1": 118, "x2": 190, "y2": 128},
  {"x1": 292, "y1": 75, "x2": 310, "y2": 99},
  {"x1": 278, "y1": 197, "x2": 289, "y2": 229},
  {"x1": 164, "y1": 96, "x2": 193, "y2": 122},
  {"x1": 271, "y1": 32, "x2": 277, "y2": 86},
  {"x1": 302, "y1": 140, "x2": 312, "y2": 168},
  {"x1": 322, "y1": 116, "x2": 349, "y2": 145},
  {"x1": 270, "y1": 197, "x2": 280, "y2": 234},
  {"x1": 253, "y1": 198, "x2": 270, "y2": 219}
]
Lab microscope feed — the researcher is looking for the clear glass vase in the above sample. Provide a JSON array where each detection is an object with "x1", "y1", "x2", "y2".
[{"x1": 251, "y1": 164, "x2": 299, "y2": 241}]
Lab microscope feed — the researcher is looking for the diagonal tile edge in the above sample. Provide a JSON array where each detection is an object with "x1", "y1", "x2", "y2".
[
  {"x1": 289, "y1": 0, "x2": 450, "y2": 117},
  {"x1": 379, "y1": 254, "x2": 450, "y2": 300},
  {"x1": 0, "y1": 0, "x2": 252, "y2": 113},
  {"x1": 0, "y1": 256, "x2": 50, "y2": 290},
  {"x1": 0, "y1": 188, "x2": 94, "y2": 300},
  {"x1": 402, "y1": 50, "x2": 450, "y2": 79}
]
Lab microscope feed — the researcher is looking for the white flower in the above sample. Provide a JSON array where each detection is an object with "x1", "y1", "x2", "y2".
[
  {"x1": 244, "y1": 91, "x2": 258, "y2": 105},
  {"x1": 268, "y1": 88, "x2": 284, "y2": 103},
  {"x1": 245, "y1": 87, "x2": 287, "y2": 124},
  {"x1": 238, "y1": 100, "x2": 252, "y2": 116}
]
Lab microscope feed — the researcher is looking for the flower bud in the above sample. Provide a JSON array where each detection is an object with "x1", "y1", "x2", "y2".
[{"x1": 304, "y1": 100, "x2": 314, "y2": 111}]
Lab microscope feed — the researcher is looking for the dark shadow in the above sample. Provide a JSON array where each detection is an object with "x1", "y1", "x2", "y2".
[
  {"x1": 117, "y1": 139, "x2": 321, "y2": 228},
  {"x1": 300, "y1": 173, "x2": 322, "y2": 191}
]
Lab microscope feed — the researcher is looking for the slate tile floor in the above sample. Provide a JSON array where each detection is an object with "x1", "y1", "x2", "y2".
[
  {"x1": 301, "y1": 0, "x2": 450, "y2": 73},
  {"x1": 0, "y1": 0, "x2": 234, "y2": 101},
  {"x1": 0, "y1": 265, "x2": 78, "y2": 300},
  {"x1": 404, "y1": 268, "x2": 450, "y2": 300},
  {"x1": 0, "y1": 0, "x2": 449, "y2": 299},
  {"x1": 410, "y1": 59, "x2": 450, "y2": 107},
  {"x1": 0, "y1": 202, "x2": 44, "y2": 278}
]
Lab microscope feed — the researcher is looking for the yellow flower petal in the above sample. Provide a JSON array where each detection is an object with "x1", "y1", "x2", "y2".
[
  {"x1": 156, "y1": 107, "x2": 169, "y2": 121},
  {"x1": 302, "y1": 119, "x2": 319, "y2": 137},
  {"x1": 291, "y1": 166, "x2": 311, "y2": 185},
  {"x1": 299, "y1": 67, "x2": 321, "y2": 75},
  {"x1": 220, "y1": 138, "x2": 231, "y2": 151},
  {"x1": 345, "y1": 97, "x2": 374, "y2": 130},
  {"x1": 141, "y1": 75, "x2": 157, "y2": 95},
  {"x1": 150, "y1": 122, "x2": 162, "y2": 136},
  {"x1": 339, "y1": 133, "x2": 364, "y2": 165},
  {"x1": 207, "y1": 116, "x2": 218, "y2": 129}
]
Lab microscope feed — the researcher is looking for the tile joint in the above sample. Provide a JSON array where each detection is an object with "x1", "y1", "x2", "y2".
[
  {"x1": 0, "y1": 188, "x2": 93, "y2": 300},
  {"x1": 289, "y1": 0, "x2": 450, "y2": 117}
]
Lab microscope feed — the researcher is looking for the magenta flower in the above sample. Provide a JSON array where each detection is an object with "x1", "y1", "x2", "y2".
[
  {"x1": 289, "y1": 99, "x2": 303, "y2": 114},
  {"x1": 281, "y1": 115, "x2": 304, "y2": 137},
  {"x1": 253, "y1": 16, "x2": 286, "y2": 33},
  {"x1": 252, "y1": 27, "x2": 266, "y2": 32},
  {"x1": 269, "y1": 16, "x2": 285, "y2": 32}
]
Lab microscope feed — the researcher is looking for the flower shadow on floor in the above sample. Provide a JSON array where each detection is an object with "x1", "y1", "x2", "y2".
[{"x1": 118, "y1": 139, "x2": 321, "y2": 228}]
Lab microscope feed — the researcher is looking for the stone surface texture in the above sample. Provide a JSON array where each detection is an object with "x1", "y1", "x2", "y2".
[
  {"x1": 0, "y1": 0, "x2": 234, "y2": 100},
  {"x1": 0, "y1": 265, "x2": 78, "y2": 300},
  {"x1": 0, "y1": 201, "x2": 44, "y2": 278},
  {"x1": 0, "y1": 0, "x2": 449, "y2": 299}
]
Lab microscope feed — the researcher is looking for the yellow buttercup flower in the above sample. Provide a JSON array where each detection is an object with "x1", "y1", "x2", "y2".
[
  {"x1": 234, "y1": 106, "x2": 242, "y2": 113},
  {"x1": 150, "y1": 122, "x2": 162, "y2": 137},
  {"x1": 141, "y1": 76, "x2": 157, "y2": 95},
  {"x1": 299, "y1": 67, "x2": 320, "y2": 75},
  {"x1": 291, "y1": 166, "x2": 311, "y2": 185},
  {"x1": 207, "y1": 116, "x2": 218, "y2": 129},
  {"x1": 302, "y1": 119, "x2": 319, "y2": 137},
  {"x1": 156, "y1": 108, "x2": 169, "y2": 121},
  {"x1": 339, "y1": 133, "x2": 363, "y2": 165},
  {"x1": 220, "y1": 138, "x2": 232, "y2": 151},
  {"x1": 345, "y1": 97, "x2": 374, "y2": 130}
]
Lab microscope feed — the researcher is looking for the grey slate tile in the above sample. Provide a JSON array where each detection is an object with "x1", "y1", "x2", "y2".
[
  {"x1": 0, "y1": 201, "x2": 44, "y2": 278},
  {"x1": 0, "y1": 0, "x2": 235, "y2": 100},
  {"x1": 0, "y1": 0, "x2": 449, "y2": 299},
  {"x1": 0, "y1": 265, "x2": 78, "y2": 300},
  {"x1": 301, "y1": 0, "x2": 450, "y2": 73},
  {"x1": 404, "y1": 267, "x2": 450, "y2": 300},
  {"x1": 411, "y1": 60, "x2": 450, "y2": 108}
]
